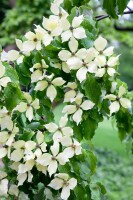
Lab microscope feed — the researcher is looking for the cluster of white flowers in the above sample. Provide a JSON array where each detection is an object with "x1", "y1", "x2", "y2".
[{"x1": 0, "y1": 0, "x2": 132, "y2": 199}]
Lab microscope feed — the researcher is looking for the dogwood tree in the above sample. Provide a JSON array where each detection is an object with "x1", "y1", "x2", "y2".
[{"x1": 0, "y1": 0, "x2": 132, "y2": 199}]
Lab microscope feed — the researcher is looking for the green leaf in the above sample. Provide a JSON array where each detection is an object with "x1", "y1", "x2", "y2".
[
  {"x1": 82, "y1": 118, "x2": 98, "y2": 140},
  {"x1": 85, "y1": 74, "x2": 102, "y2": 104},
  {"x1": 74, "y1": 185, "x2": 91, "y2": 200},
  {"x1": 117, "y1": 0, "x2": 130, "y2": 14},
  {"x1": 4, "y1": 83, "x2": 23, "y2": 110},
  {"x1": 4, "y1": 63, "x2": 19, "y2": 83},
  {"x1": 116, "y1": 109, "x2": 132, "y2": 140},
  {"x1": 96, "y1": 182, "x2": 107, "y2": 195},
  {"x1": 26, "y1": 122, "x2": 41, "y2": 130},
  {"x1": 103, "y1": 0, "x2": 118, "y2": 18},
  {"x1": 19, "y1": 129, "x2": 35, "y2": 141}
]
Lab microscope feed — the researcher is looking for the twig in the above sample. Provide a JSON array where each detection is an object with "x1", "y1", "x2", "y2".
[
  {"x1": 127, "y1": 6, "x2": 133, "y2": 12},
  {"x1": 96, "y1": 10, "x2": 133, "y2": 21}
]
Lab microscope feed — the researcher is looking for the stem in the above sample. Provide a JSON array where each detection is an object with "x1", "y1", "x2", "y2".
[{"x1": 96, "y1": 10, "x2": 133, "y2": 21}]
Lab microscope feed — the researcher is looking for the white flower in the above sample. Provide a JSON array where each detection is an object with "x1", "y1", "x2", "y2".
[
  {"x1": 9, "y1": 184, "x2": 19, "y2": 197},
  {"x1": 45, "y1": 115, "x2": 73, "y2": 143},
  {"x1": 0, "y1": 107, "x2": 13, "y2": 130},
  {"x1": 48, "y1": 173, "x2": 77, "y2": 200},
  {"x1": 92, "y1": 36, "x2": 114, "y2": 57},
  {"x1": 30, "y1": 59, "x2": 49, "y2": 83},
  {"x1": 51, "y1": 3, "x2": 68, "y2": 19},
  {"x1": 0, "y1": 50, "x2": 8, "y2": 62},
  {"x1": 95, "y1": 56, "x2": 119, "y2": 77},
  {"x1": 53, "y1": 0, "x2": 64, "y2": 6},
  {"x1": 0, "y1": 179, "x2": 8, "y2": 197},
  {"x1": 0, "y1": 61, "x2": 11, "y2": 91},
  {"x1": 10, "y1": 140, "x2": 25, "y2": 162},
  {"x1": 76, "y1": 49, "x2": 97, "y2": 82},
  {"x1": 36, "y1": 163, "x2": 47, "y2": 175},
  {"x1": 7, "y1": 39, "x2": 30, "y2": 64},
  {"x1": 64, "y1": 82, "x2": 77, "y2": 103},
  {"x1": 36, "y1": 131, "x2": 47, "y2": 151},
  {"x1": 104, "y1": 86, "x2": 131, "y2": 115},
  {"x1": 61, "y1": 15, "x2": 86, "y2": 42},
  {"x1": 23, "y1": 31, "x2": 42, "y2": 52},
  {"x1": 0, "y1": 171, "x2": 7, "y2": 180},
  {"x1": 63, "y1": 139, "x2": 82, "y2": 158},
  {"x1": 34, "y1": 74, "x2": 65, "y2": 102},
  {"x1": 36, "y1": 142, "x2": 69, "y2": 176},
  {"x1": 35, "y1": 15, "x2": 63, "y2": 46},
  {"x1": 62, "y1": 93, "x2": 95, "y2": 125},
  {"x1": 54, "y1": 61, "x2": 70, "y2": 73},
  {"x1": 59, "y1": 37, "x2": 85, "y2": 70},
  {"x1": 0, "y1": 124, "x2": 19, "y2": 146},
  {"x1": 17, "y1": 171, "x2": 33, "y2": 186},
  {"x1": 18, "y1": 160, "x2": 35, "y2": 174},
  {"x1": 14, "y1": 92, "x2": 40, "y2": 121}
]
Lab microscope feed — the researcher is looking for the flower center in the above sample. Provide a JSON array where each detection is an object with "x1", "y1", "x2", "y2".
[
  {"x1": 52, "y1": 156, "x2": 56, "y2": 161},
  {"x1": 99, "y1": 50, "x2": 103, "y2": 55},
  {"x1": 7, "y1": 112, "x2": 11, "y2": 116},
  {"x1": 33, "y1": 38, "x2": 38, "y2": 42},
  {"x1": 27, "y1": 103, "x2": 31, "y2": 107},
  {"x1": 8, "y1": 130, "x2": 12, "y2": 134},
  {"x1": 48, "y1": 30, "x2": 51, "y2": 35},
  {"x1": 71, "y1": 52, "x2": 75, "y2": 56},
  {"x1": 105, "y1": 64, "x2": 108, "y2": 68},
  {"x1": 63, "y1": 180, "x2": 69, "y2": 186},
  {"x1": 59, "y1": 13, "x2": 62, "y2": 18},
  {"x1": 116, "y1": 96, "x2": 120, "y2": 101},
  {"x1": 71, "y1": 144, "x2": 76, "y2": 149},
  {"x1": 70, "y1": 26, "x2": 74, "y2": 31}
]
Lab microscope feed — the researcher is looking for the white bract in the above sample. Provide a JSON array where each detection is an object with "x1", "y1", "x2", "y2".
[
  {"x1": 34, "y1": 74, "x2": 65, "y2": 102},
  {"x1": 54, "y1": 61, "x2": 70, "y2": 73},
  {"x1": 104, "y1": 86, "x2": 131, "y2": 115},
  {"x1": 59, "y1": 37, "x2": 85, "y2": 70},
  {"x1": 17, "y1": 170, "x2": 33, "y2": 186},
  {"x1": 0, "y1": 124, "x2": 19, "y2": 146},
  {"x1": 35, "y1": 15, "x2": 63, "y2": 46},
  {"x1": 0, "y1": 107, "x2": 13, "y2": 130},
  {"x1": 30, "y1": 59, "x2": 49, "y2": 83},
  {"x1": 0, "y1": 179, "x2": 8, "y2": 197},
  {"x1": 36, "y1": 142, "x2": 69, "y2": 176},
  {"x1": 64, "y1": 82, "x2": 77, "y2": 103},
  {"x1": 51, "y1": 3, "x2": 68, "y2": 19},
  {"x1": 91, "y1": 36, "x2": 114, "y2": 58},
  {"x1": 95, "y1": 55, "x2": 119, "y2": 77},
  {"x1": 63, "y1": 138, "x2": 82, "y2": 158},
  {"x1": 8, "y1": 184, "x2": 19, "y2": 197},
  {"x1": 61, "y1": 15, "x2": 86, "y2": 42},
  {"x1": 23, "y1": 31, "x2": 42, "y2": 52},
  {"x1": 45, "y1": 115, "x2": 73, "y2": 143},
  {"x1": 48, "y1": 173, "x2": 77, "y2": 200},
  {"x1": 14, "y1": 92, "x2": 40, "y2": 121},
  {"x1": 62, "y1": 93, "x2": 95, "y2": 125},
  {"x1": 7, "y1": 39, "x2": 30, "y2": 64},
  {"x1": 0, "y1": 61, "x2": 11, "y2": 91}
]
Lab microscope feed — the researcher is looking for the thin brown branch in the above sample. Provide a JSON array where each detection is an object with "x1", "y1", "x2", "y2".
[
  {"x1": 127, "y1": 6, "x2": 133, "y2": 12},
  {"x1": 96, "y1": 10, "x2": 133, "y2": 21},
  {"x1": 114, "y1": 23, "x2": 133, "y2": 31}
]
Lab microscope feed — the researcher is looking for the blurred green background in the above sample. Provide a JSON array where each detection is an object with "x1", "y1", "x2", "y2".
[{"x1": 0, "y1": 0, "x2": 133, "y2": 199}]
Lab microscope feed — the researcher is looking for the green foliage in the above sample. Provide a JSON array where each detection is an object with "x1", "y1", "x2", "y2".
[
  {"x1": 92, "y1": 149, "x2": 133, "y2": 200},
  {"x1": 85, "y1": 74, "x2": 102, "y2": 105},
  {"x1": 4, "y1": 82, "x2": 23, "y2": 110},
  {"x1": 102, "y1": 0, "x2": 130, "y2": 18},
  {"x1": 0, "y1": 0, "x2": 51, "y2": 46}
]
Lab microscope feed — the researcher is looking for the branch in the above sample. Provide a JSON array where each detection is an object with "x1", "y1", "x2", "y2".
[
  {"x1": 127, "y1": 6, "x2": 133, "y2": 12},
  {"x1": 95, "y1": 10, "x2": 133, "y2": 21},
  {"x1": 114, "y1": 23, "x2": 133, "y2": 31}
]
